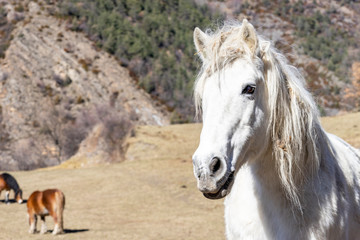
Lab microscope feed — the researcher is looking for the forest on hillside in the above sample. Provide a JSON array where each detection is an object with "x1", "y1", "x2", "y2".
[
  {"x1": 57, "y1": 0, "x2": 223, "y2": 123},
  {"x1": 55, "y1": 0, "x2": 360, "y2": 122}
]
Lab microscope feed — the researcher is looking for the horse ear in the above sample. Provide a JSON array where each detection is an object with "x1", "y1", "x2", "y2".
[
  {"x1": 194, "y1": 27, "x2": 209, "y2": 61},
  {"x1": 260, "y1": 40, "x2": 270, "y2": 58},
  {"x1": 240, "y1": 19, "x2": 258, "y2": 55}
]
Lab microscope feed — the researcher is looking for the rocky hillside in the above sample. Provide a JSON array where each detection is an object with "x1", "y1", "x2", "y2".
[
  {"x1": 55, "y1": 0, "x2": 220, "y2": 123},
  {"x1": 0, "y1": 0, "x2": 169, "y2": 170},
  {"x1": 1, "y1": 0, "x2": 359, "y2": 170},
  {"x1": 56, "y1": 0, "x2": 360, "y2": 118}
]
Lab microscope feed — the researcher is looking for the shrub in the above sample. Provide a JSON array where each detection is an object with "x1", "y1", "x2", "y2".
[{"x1": 0, "y1": 7, "x2": 15, "y2": 59}]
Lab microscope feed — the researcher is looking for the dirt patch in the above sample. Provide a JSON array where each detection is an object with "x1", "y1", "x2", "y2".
[{"x1": 321, "y1": 111, "x2": 360, "y2": 148}]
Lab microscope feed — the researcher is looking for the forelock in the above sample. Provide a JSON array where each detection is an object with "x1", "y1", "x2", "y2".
[{"x1": 194, "y1": 23, "x2": 257, "y2": 117}]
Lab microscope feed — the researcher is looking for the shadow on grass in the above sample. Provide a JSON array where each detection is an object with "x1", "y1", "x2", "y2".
[
  {"x1": 64, "y1": 229, "x2": 90, "y2": 234},
  {"x1": 41, "y1": 229, "x2": 89, "y2": 234},
  {"x1": 0, "y1": 199, "x2": 27, "y2": 204}
]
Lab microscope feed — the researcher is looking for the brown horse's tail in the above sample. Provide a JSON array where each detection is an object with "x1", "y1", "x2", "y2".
[{"x1": 55, "y1": 190, "x2": 65, "y2": 232}]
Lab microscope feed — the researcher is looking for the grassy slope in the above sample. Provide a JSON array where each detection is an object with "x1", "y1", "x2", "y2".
[
  {"x1": 321, "y1": 112, "x2": 360, "y2": 148},
  {"x1": 0, "y1": 112, "x2": 359, "y2": 239}
]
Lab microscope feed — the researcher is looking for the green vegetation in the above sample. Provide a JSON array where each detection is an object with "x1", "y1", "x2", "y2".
[
  {"x1": 0, "y1": 7, "x2": 15, "y2": 59},
  {"x1": 57, "y1": 0, "x2": 223, "y2": 123},
  {"x1": 56, "y1": 0, "x2": 359, "y2": 119}
]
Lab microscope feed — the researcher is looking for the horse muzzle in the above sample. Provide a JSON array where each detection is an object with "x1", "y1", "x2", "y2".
[{"x1": 193, "y1": 156, "x2": 233, "y2": 199}]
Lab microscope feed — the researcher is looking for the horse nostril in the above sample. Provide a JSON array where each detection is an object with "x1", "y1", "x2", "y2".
[{"x1": 210, "y1": 157, "x2": 222, "y2": 176}]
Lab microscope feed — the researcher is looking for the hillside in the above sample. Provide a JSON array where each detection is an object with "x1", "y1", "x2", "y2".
[
  {"x1": 55, "y1": 0, "x2": 221, "y2": 123},
  {"x1": 0, "y1": 112, "x2": 359, "y2": 239},
  {"x1": 0, "y1": 0, "x2": 169, "y2": 170},
  {"x1": 0, "y1": 0, "x2": 359, "y2": 171},
  {"x1": 57, "y1": 0, "x2": 360, "y2": 119}
]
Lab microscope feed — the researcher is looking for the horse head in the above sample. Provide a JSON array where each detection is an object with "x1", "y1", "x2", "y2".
[
  {"x1": 16, "y1": 189, "x2": 23, "y2": 204},
  {"x1": 192, "y1": 20, "x2": 271, "y2": 199},
  {"x1": 192, "y1": 19, "x2": 321, "y2": 205}
]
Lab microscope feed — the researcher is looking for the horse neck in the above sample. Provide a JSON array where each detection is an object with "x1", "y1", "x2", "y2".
[
  {"x1": 5, "y1": 176, "x2": 20, "y2": 192},
  {"x1": 253, "y1": 146, "x2": 282, "y2": 189},
  {"x1": 229, "y1": 147, "x2": 286, "y2": 208},
  {"x1": 233, "y1": 149, "x2": 306, "y2": 223},
  {"x1": 251, "y1": 125, "x2": 331, "y2": 210},
  {"x1": 231, "y1": 143, "x2": 281, "y2": 192}
]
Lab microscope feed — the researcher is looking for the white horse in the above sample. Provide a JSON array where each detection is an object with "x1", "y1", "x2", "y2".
[{"x1": 192, "y1": 19, "x2": 360, "y2": 240}]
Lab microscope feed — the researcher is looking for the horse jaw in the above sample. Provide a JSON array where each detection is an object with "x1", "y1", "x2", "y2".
[{"x1": 203, "y1": 171, "x2": 235, "y2": 199}]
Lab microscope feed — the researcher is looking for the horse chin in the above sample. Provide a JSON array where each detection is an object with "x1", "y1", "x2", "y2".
[{"x1": 203, "y1": 172, "x2": 234, "y2": 200}]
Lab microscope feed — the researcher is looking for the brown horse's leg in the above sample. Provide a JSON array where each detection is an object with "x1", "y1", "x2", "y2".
[
  {"x1": 28, "y1": 214, "x2": 37, "y2": 234},
  {"x1": 51, "y1": 212, "x2": 60, "y2": 235},
  {"x1": 5, "y1": 190, "x2": 9, "y2": 204},
  {"x1": 52, "y1": 191, "x2": 65, "y2": 235},
  {"x1": 40, "y1": 216, "x2": 47, "y2": 234}
]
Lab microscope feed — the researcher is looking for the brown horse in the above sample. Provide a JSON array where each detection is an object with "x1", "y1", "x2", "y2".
[
  {"x1": 27, "y1": 189, "x2": 65, "y2": 235},
  {"x1": 0, "y1": 173, "x2": 23, "y2": 204}
]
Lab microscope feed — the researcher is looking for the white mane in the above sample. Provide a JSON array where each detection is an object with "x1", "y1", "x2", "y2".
[{"x1": 194, "y1": 22, "x2": 325, "y2": 210}]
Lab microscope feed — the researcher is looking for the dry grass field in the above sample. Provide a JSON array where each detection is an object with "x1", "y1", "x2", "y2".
[{"x1": 0, "y1": 112, "x2": 359, "y2": 240}]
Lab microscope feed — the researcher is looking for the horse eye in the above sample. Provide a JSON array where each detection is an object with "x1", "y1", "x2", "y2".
[{"x1": 242, "y1": 85, "x2": 255, "y2": 95}]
